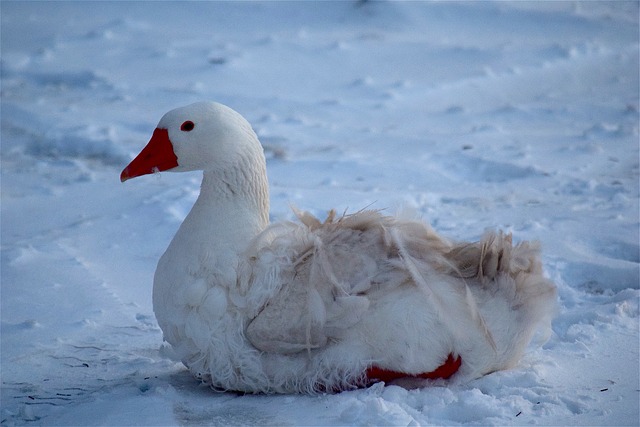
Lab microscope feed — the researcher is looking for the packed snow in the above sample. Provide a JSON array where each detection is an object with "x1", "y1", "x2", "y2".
[{"x1": 1, "y1": 1, "x2": 638, "y2": 425}]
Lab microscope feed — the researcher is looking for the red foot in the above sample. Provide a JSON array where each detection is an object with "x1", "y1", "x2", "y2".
[{"x1": 366, "y1": 353, "x2": 462, "y2": 383}]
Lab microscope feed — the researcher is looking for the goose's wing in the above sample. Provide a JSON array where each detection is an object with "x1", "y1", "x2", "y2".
[{"x1": 241, "y1": 209, "x2": 479, "y2": 355}]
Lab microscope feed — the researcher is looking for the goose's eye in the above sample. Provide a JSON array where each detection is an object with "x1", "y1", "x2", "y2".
[{"x1": 180, "y1": 121, "x2": 195, "y2": 132}]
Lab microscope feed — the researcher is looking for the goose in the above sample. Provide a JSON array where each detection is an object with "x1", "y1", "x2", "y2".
[{"x1": 120, "y1": 101, "x2": 556, "y2": 394}]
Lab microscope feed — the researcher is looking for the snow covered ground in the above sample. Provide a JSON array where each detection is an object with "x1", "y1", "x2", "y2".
[{"x1": 1, "y1": 1, "x2": 638, "y2": 425}]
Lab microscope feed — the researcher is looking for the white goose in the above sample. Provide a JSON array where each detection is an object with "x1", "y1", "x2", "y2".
[{"x1": 121, "y1": 101, "x2": 556, "y2": 393}]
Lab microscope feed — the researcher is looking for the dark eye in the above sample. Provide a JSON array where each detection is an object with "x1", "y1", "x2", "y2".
[{"x1": 180, "y1": 121, "x2": 195, "y2": 132}]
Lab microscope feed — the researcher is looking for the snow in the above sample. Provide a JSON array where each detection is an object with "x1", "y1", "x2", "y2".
[{"x1": 1, "y1": 1, "x2": 638, "y2": 425}]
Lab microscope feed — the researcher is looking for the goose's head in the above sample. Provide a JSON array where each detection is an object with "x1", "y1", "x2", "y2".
[{"x1": 121, "y1": 101, "x2": 262, "y2": 182}]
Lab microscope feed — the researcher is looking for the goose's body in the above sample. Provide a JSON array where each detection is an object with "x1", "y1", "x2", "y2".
[{"x1": 121, "y1": 101, "x2": 556, "y2": 393}]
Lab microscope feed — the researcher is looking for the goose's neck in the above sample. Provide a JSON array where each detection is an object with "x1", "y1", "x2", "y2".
[
  {"x1": 174, "y1": 163, "x2": 270, "y2": 259},
  {"x1": 205, "y1": 166, "x2": 268, "y2": 238}
]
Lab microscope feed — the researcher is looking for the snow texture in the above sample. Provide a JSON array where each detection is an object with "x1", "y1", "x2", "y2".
[{"x1": 1, "y1": 1, "x2": 638, "y2": 425}]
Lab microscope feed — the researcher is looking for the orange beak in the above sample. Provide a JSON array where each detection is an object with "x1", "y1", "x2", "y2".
[{"x1": 120, "y1": 128, "x2": 178, "y2": 182}]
